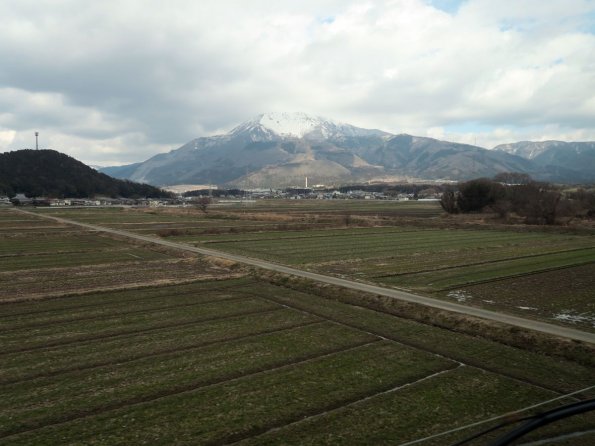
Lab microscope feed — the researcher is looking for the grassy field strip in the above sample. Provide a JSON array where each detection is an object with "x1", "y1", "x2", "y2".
[
  {"x1": 0, "y1": 251, "x2": 169, "y2": 272},
  {"x1": 372, "y1": 246, "x2": 595, "y2": 279},
  {"x1": 0, "y1": 247, "x2": 175, "y2": 271},
  {"x1": 255, "y1": 234, "x2": 555, "y2": 258},
  {"x1": 0, "y1": 234, "x2": 121, "y2": 253},
  {"x1": 106, "y1": 220, "x2": 292, "y2": 228},
  {"x1": 0, "y1": 278, "x2": 255, "y2": 318},
  {"x1": 128, "y1": 223, "x2": 342, "y2": 235},
  {"x1": 189, "y1": 227, "x2": 429, "y2": 244},
  {"x1": 0, "y1": 221, "x2": 68, "y2": 229},
  {"x1": 0, "y1": 281, "x2": 254, "y2": 319},
  {"x1": 0, "y1": 246, "x2": 135, "y2": 258},
  {"x1": 218, "y1": 229, "x2": 542, "y2": 252},
  {"x1": 0, "y1": 298, "x2": 281, "y2": 354},
  {"x1": 0, "y1": 216, "x2": 43, "y2": 222},
  {"x1": 108, "y1": 221, "x2": 286, "y2": 229},
  {"x1": 233, "y1": 366, "x2": 569, "y2": 446},
  {"x1": 438, "y1": 260, "x2": 595, "y2": 292},
  {"x1": 32, "y1": 213, "x2": 203, "y2": 224},
  {"x1": 0, "y1": 260, "x2": 220, "y2": 302},
  {"x1": 0, "y1": 293, "x2": 250, "y2": 331},
  {"x1": 0, "y1": 322, "x2": 378, "y2": 437},
  {"x1": 22, "y1": 208, "x2": 595, "y2": 338},
  {"x1": 0, "y1": 226, "x2": 71, "y2": 233},
  {"x1": 213, "y1": 232, "x2": 557, "y2": 263},
  {"x1": 0, "y1": 342, "x2": 455, "y2": 445},
  {"x1": 0, "y1": 242, "x2": 124, "y2": 256},
  {"x1": 1, "y1": 320, "x2": 324, "y2": 387},
  {"x1": 381, "y1": 247, "x2": 595, "y2": 291},
  {"x1": 0, "y1": 230, "x2": 94, "y2": 239},
  {"x1": 0, "y1": 308, "x2": 318, "y2": 384},
  {"x1": 343, "y1": 241, "x2": 593, "y2": 276},
  {"x1": 232, "y1": 367, "x2": 461, "y2": 445},
  {"x1": 256, "y1": 284, "x2": 594, "y2": 393},
  {"x1": 443, "y1": 263, "x2": 595, "y2": 330},
  {"x1": 0, "y1": 258, "x2": 197, "y2": 289}
]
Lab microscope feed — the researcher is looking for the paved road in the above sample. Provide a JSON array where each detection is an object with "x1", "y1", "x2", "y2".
[{"x1": 19, "y1": 209, "x2": 595, "y2": 345}]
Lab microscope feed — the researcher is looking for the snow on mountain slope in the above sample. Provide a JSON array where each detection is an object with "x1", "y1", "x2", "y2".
[
  {"x1": 230, "y1": 112, "x2": 388, "y2": 140},
  {"x1": 101, "y1": 112, "x2": 595, "y2": 186},
  {"x1": 494, "y1": 141, "x2": 566, "y2": 159}
]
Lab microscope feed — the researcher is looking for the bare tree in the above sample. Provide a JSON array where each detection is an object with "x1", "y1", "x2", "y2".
[
  {"x1": 440, "y1": 188, "x2": 458, "y2": 214},
  {"x1": 196, "y1": 197, "x2": 211, "y2": 213}
]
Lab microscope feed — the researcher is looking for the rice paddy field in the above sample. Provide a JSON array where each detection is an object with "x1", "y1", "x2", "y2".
[
  {"x1": 26, "y1": 204, "x2": 595, "y2": 329},
  {"x1": 1, "y1": 277, "x2": 594, "y2": 445},
  {"x1": 48, "y1": 203, "x2": 589, "y2": 332},
  {"x1": 1, "y1": 205, "x2": 594, "y2": 444}
]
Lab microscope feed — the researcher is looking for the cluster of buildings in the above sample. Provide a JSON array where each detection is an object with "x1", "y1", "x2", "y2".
[
  {"x1": 1, "y1": 186, "x2": 441, "y2": 208},
  {"x1": 2, "y1": 194, "x2": 180, "y2": 208}
]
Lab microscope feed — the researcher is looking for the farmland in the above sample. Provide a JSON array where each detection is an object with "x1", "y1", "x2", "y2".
[
  {"x1": 1, "y1": 275, "x2": 594, "y2": 444},
  {"x1": 23, "y1": 204, "x2": 595, "y2": 329},
  {"x1": 22, "y1": 205, "x2": 595, "y2": 329},
  {"x1": 1, "y1": 204, "x2": 594, "y2": 444}
]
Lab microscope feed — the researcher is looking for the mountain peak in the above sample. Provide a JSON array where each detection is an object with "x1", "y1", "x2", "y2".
[
  {"x1": 231, "y1": 112, "x2": 389, "y2": 140},
  {"x1": 230, "y1": 112, "x2": 335, "y2": 139},
  {"x1": 256, "y1": 112, "x2": 335, "y2": 138}
]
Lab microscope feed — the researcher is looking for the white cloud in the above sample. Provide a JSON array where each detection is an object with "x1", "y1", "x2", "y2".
[
  {"x1": 0, "y1": 0, "x2": 594, "y2": 165},
  {"x1": 0, "y1": 130, "x2": 16, "y2": 147}
]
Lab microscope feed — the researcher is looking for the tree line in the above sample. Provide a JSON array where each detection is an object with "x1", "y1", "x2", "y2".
[{"x1": 440, "y1": 173, "x2": 595, "y2": 225}]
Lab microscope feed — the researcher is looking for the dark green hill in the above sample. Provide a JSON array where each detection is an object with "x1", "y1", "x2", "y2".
[{"x1": 0, "y1": 149, "x2": 171, "y2": 198}]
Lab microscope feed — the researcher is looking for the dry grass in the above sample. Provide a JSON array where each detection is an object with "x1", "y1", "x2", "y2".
[
  {"x1": 204, "y1": 256, "x2": 239, "y2": 269},
  {"x1": 0, "y1": 258, "x2": 246, "y2": 303}
]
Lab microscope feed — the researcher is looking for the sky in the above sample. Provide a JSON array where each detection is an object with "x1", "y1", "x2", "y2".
[{"x1": 1, "y1": 0, "x2": 594, "y2": 166}]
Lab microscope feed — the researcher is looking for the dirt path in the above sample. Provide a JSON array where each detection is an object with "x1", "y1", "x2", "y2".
[{"x1": 17, "y1": 209, "x2": 595, "y2": 345}]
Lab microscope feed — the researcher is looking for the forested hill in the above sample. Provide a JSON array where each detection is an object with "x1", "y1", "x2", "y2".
[{"x1": 0, "y1": 149, "x2": 171, "y2": 198}]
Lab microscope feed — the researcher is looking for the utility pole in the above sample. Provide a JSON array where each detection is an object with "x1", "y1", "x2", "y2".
[{"x1": 35, "y1": 132, "x2": 39, "y2": 150}]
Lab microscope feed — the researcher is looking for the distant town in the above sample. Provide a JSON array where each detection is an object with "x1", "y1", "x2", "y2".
[{"x1": 1, "y1": 184, "x2": 442, "y2": 208}]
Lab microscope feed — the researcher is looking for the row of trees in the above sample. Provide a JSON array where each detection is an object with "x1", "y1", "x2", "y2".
[{"x1": 440, "y1": 175, "x2": 595, "y2": 225}]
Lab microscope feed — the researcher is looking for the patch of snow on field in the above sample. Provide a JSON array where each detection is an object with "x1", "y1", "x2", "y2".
[
  {"x1": 517, "y1": 306, "x2": 538, "y2": 311},
  {"x1": 483, "y1": 300, "x2": 495, "y2": 304},
  {"x1": 447, "y1": 290, "x2": 472, "y2": 302},
  {"x1": 554, "y1": 311, "x2": 595, "y2": 327}
]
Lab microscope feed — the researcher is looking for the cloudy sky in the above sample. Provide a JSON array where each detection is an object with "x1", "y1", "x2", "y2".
[{"x1": 1, "y1": 0, "x2": 594, "y2": 166}]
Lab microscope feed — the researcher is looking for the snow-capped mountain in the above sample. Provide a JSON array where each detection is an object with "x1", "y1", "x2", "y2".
[
  {"x1": 100, "y1": 113, "x2": 595, "y2": 187},
  {"x1": 229, "y1": 112, "x2": 389, "y2": 140}
]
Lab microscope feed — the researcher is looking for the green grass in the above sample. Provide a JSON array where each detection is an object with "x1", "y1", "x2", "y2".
[
  {"x1": 380, "y1": 247, "x2": 595, "y2": 290},
  {"x1": 0, "y1": 308, "x2": 316, "y2": 384},
  {"x1": 0, "y1": 297, "x2": 279, "y2": 353},
  {"x1": 0, "y1": 322, "x2": 376, "y2": 437},
  {"x1": 0, "y1": 278, "x2": 592, "y2": 445},
  {"x1": 2, "y1": 341, "x2": 454, "y2": 445},
  {"x1": 203, "y1": 228, "x2": 585, "y2": 265},
  {"x1": 0, "y1": 247, "x2": 175, "y2": 271},
  {"x1": 2, "y1": 206, "x2": 593, "y2": 444},
  {"x1": 259, "y1": 283, "x2": 595, "y2": 393},
  {"x1": 0, "y1": 278, "x2": 253, "y2": 320},
  {"x1": 236, "y1": 366, "x2": 583, "y2": 446},
  {"x1": 0, "y1": 234, "x2": 121, "y2": 255}
]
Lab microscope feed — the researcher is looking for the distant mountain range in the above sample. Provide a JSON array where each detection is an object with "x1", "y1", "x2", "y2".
[
  {"x1": 100, "y1": 113, "x2": 595, "y2": 186},
  {"x1": 0, "y1": 149, "x2": 171, "y2": 198},
  {"x1": 493, "y1": 140, "x2": 595, "y2": 182}
]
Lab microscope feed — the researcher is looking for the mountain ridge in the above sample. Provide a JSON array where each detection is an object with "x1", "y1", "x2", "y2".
[{"x1": 100, "y1": 113, "x2": 595, "y2": 186}]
